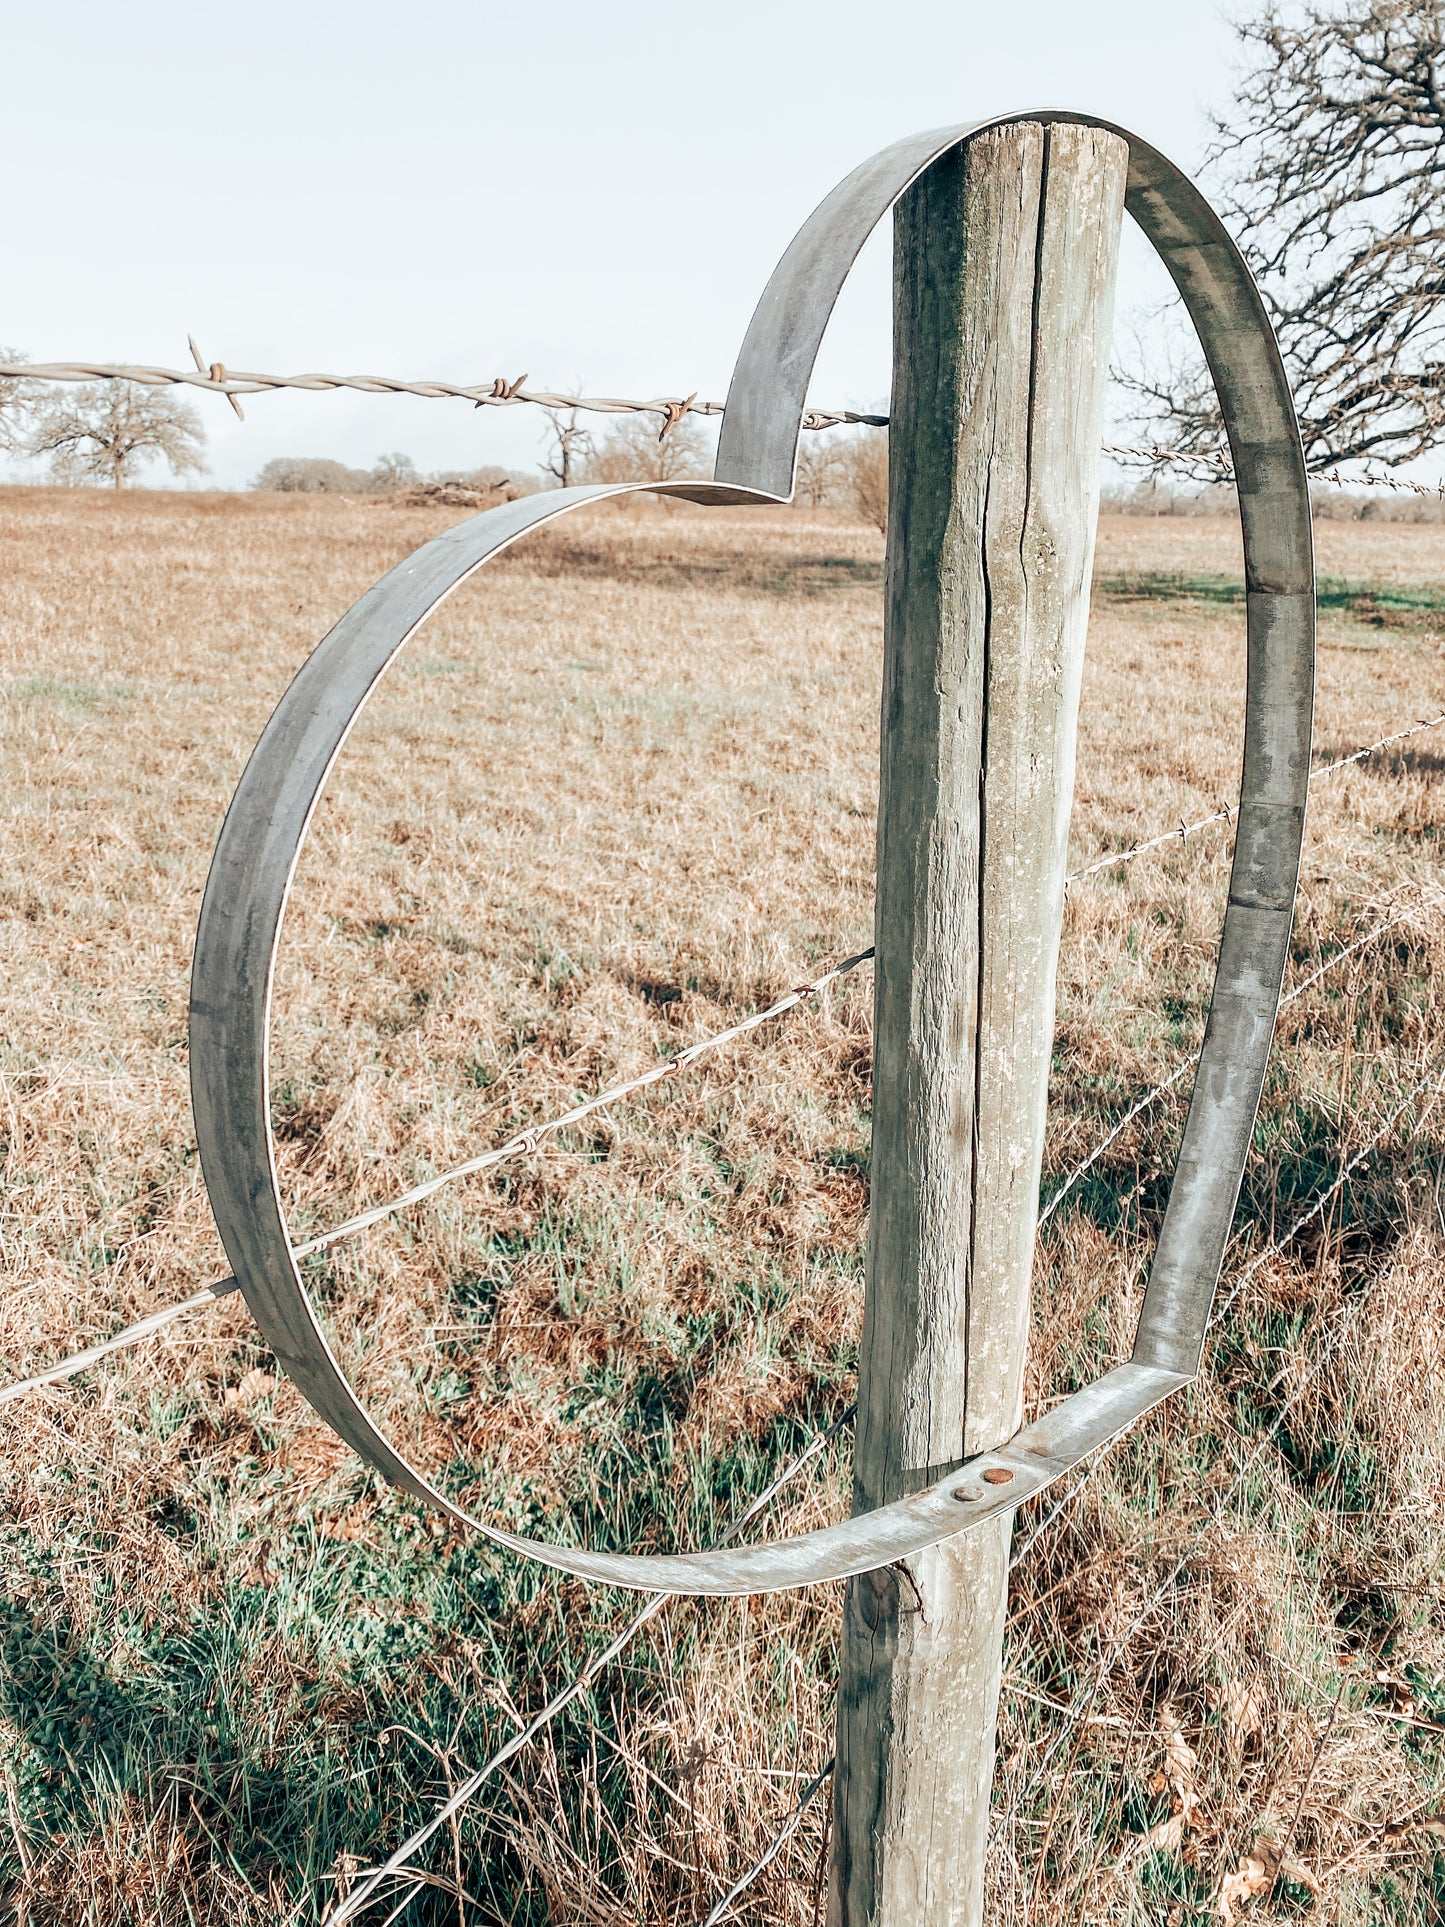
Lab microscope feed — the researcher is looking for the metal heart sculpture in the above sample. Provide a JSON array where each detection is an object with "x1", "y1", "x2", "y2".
[{"x1": 189, "y1": 110, "x2": 1315, "y2": 1596}]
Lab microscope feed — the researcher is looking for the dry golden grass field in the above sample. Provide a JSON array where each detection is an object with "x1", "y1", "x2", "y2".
[{"x1": 1, "y1": 485, "x2": 1444, "y2": 1925}]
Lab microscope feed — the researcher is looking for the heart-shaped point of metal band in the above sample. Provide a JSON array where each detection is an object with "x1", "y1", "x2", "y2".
[{"x1": 189, "y1": 109, "x2": 1314, "y2": 1596}]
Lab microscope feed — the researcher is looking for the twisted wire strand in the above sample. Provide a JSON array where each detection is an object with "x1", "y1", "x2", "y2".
[
  {"x1": 694, "y1": 1757, "x2": 835, "y2": 1927},
  {"x1": 0, "y1": 1278, "x2": 238, "y2": 1409},
  {"x1": 709, "y1": 1042, "x2": 1445, "y2": 1917},
  {"x1": 4, "y1": 840, "x2": 1435, "y2": 1411},
  {"x1": 324, "y1": 1403, "x2": 855, "y2": 1926},
  {"x1": 5, "y1": 357, "x2": 1443, "y2": 487},
  {"x1": 0, "y1": 359, "x2": 886, "y2": 437},
  {"x1": 0, "y1": 952, "x2": 870, "y2": 1407},
  {"x1": 1067, "y1": 712, "x2": 1445, "y2": 888},
  {"x1": 1103, "y1": 441, "x2": 1445, "y2": 495},
  {"x1": 294, "y1": 712, "x2": 1444, "y2": 1267},
  {"x1": 1037, "y1": 890, "x2": 1445, "y2": 1230},
  {"x1": 1018, "y1": 892, "x2": 1444, "y2": 1564},
  {"x1": 3, "y1": 795, "x2": 1435, "y2": 1908},
  {"x1": 291, "y1": 946, "x2": 874, "y2": 1262}
]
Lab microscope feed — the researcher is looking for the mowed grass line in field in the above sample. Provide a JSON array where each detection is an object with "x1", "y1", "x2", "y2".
[{"x1": 0, "y1": 489, "x2": 1441, "y2": 1924}]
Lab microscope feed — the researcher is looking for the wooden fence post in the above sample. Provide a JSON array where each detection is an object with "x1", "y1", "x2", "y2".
[{"x1": 829, "y1": 122, "x2": 1128, "y2": 1925}]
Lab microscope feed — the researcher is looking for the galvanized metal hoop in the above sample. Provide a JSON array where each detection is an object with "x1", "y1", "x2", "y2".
[{"x1": 189, "y1": 110, "x2": 1314, "y2": 1596}]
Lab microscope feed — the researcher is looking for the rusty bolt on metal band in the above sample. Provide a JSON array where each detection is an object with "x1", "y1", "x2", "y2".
[{"x1": 189, "y1": 109, "x2": 1315, "y2": 1596}]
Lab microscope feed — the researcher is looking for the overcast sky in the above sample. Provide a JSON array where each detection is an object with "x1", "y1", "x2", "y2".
[{"x1": 2, "y1": 0, "x2": 1242, "y2": 489}]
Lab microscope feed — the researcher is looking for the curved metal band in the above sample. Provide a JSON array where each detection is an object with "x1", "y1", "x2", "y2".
[{"x1": 189, "y1": 110, "x2": 1313, "y2": 1595}]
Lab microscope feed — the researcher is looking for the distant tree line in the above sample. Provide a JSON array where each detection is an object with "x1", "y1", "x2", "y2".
[
  {"x1": 252, "y1": 451, "x2": 537, "y2": 503},
  {"x1": 0, "y1": 358, "x2": 896, "y2": 522},
  {"x1": 534, "y1": 407, "x2": 891, "y2": 523},
  {"x1": 7, "y1": 8, "x2": 1445, "y2": 497}
]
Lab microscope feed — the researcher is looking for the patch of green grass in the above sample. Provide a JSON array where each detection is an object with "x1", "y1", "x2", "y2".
[
  {"x1": 0, "y1": 1360, "x2": 849, "y2": 1922},
  {"x1": 6, "y1": 674, "x2": 136, "y2": 708},
  {"x1": 1097, "y1": 571, "x2": 1445, "y2": 616}
]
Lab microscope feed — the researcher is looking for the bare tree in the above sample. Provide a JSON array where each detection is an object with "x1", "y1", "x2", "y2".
[
  {"x1": 839, "y1": 430, "x2": 889, "y2": 531},
  {"x1": 27, "y1": 382, "x2": 207, "y2": 488},
  {"x1": 794, "y1": 437, "x2": 850, "y2": 506},
  {"x1": 540, "y1": 404, "x2": 593, "y2": 488},
  {"x1": 370, "y1": 450, "x2": 419, "y2": 492},
  {"x1": 786, "y1": 430, "x2": 890, "y2": 525},
  {"x1": 0, "y1": 349, "x2": 40, "y2": 456},
  {"x1": 581, "y1": 412, "x2": 709, "y2": 485},
  {"x1": 1124, "y1": 0, "x2": 1445, "y2": 473}
]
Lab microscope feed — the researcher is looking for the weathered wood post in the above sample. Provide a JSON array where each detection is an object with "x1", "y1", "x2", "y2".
[{"x1": 829, "y1": 122, "x2": 1127, "y2": 1925}]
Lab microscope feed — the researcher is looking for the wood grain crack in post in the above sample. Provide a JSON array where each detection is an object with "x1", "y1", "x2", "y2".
[{"x1": 829, "y1": 120, "x2": 1129, "y2": 1927}]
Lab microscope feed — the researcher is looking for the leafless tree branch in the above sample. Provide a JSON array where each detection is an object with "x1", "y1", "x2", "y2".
[{"x1": 1121, "y1": 0, "x2": 1445, "y2": 471}]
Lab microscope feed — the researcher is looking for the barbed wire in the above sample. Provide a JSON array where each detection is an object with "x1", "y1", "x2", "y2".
[
  {"x1": 330, "y1": 887, "x2": 1440, "y2": 1917},
  {"x1": 0, "y1": 951, "x2": 872, "y2": 1408},
  {"x1": 711, "y1": 1038, "x2": 1445, "y2": 1920},
  {"x1": 694, "y1": 1757, "x2": 834, "y2": 1927},
  {"x1": 1067, "y1": 712, "x2": 1445, "y2": 889},
  {"x1": 996, "y1": 1043, "x2": 1445, "y2": 1847},
  {"x1": 0, "y1": 352, "x2": 886, "y2": 439},
  {"x1": 1038, "y1": 890, "x2": 1445, "y2": 1229},
  {"x1": 5, "y1": 709, "x2": 1436, "y2": 1414},
  {"x1": 1102, "y1": 440, "x2": 1445, "y2": 495},
  {"x1": 294, "y1": 882, "x2": 1445, "y2": 1919},
  {"x1": 293, "y1": 947, "x2": 874, "y2": 1261},
  {"x1": 324, "y1": 1403, "x2": 855, "y2": 1926},
  {"x1": 3, "y1": 721, "x2": 1436, "y2": 1911},
  {"x1": 5, "y1": 355, "x2": 1445, "y2": 487}
]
